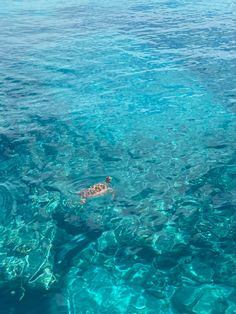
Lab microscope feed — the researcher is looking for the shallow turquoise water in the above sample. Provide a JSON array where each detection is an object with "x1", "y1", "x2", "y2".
[{"x1": 0, "y1": 1, "x2": 236, "y2": 313}]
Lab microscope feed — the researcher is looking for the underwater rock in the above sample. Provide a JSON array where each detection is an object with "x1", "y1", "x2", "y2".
[
  {"x1": 190, "y1": 231, "x2": 215, "y2": 249},
  {"x1": 221, "y1": 166, "x2": 236, "y2": 191},
  {"x1": 172, "y1": 284, "x2": 235, "y2": 314},
  {"x1": 141, "y1": 209, "x2": 168, "y2": 232},
  {"x1": 31, "y1": 191, "x2": 61, "y2": 215},
  {"x1": 46, "y1": 292, "x2": 69, "y2": 314},
  {"x1": 151, "y1": 227, "x2": 188, "y2": 255},
  {"x1": 120, "y1": 262, "x2": 152, "y2": 286},
  {"x1": 112, "y1": 216, "x2": 140, "y2": 245},
  {"x1": 212, "y1": 191, "x2": 234, "y2": 209},
  {"x1": 213, "y1": 255, "x2": 236, "y2": 288},
  {"x1": 72, "y1": 242, "x2": 98, "y2": 271},
  {"x1": 171, "y1": 285, "x2": 205, "y2": 313},
  {"x1": 226, "y1": 304, "x2": 236, "y2": 314},
  {"x1": 66, "y1": 265, "x2": 149, "y2": 314},
  {"x1": 131, "y1": 188, "x2": 156, "y2": 201},
  {"x1": 171, "y1": 198, "x2": 201, "y2": 231},
  {"x1": 28, "y1": 266, "x2": 56, "y2": 290},
  {"x1": 0, "y1": 157, "x2": 20, "y2": 176},
  {"x1": 182, "y1": 258, "x2": 214, "y2": 284},
  {"x1": 0, "y1": 219, "x2": 56, "y2": 295},
  {"x1": 188, "y1": 163, "x2": 236, "y2": 199},
  {"x1": 152, "y1": 254, "x2": 180, "y2": 271},
  {"x1": 66, "y1": 269, "x2": 101, "y2": 313},
  {"x1": 0, "y1": 185, "x2": 15, "y2": 225},
  {"x1": 192, "y1": 285, "x2": 233, "y2": 314},
  {"x1": 97, "y1": 230, "x2": 118, "y2": 253},
  {"x1": 141, "y1": 268, "x2": 168, "y2": 299}
]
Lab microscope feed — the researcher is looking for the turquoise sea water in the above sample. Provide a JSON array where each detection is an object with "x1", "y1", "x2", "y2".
[{"x1": 0, "y1": 1, "x2": 236, "y2": 313}]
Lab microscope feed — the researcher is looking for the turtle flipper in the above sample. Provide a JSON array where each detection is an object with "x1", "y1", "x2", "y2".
[
  {"x1": 108, "y1": 188, "x2": 115, "y2": 200},
  {"x1": 80, "y1": 197, "x2": 86, "y2": 204}
]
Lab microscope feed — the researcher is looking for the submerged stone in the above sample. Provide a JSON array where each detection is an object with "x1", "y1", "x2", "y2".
[
  {"x1": 97, "y1": 230, "x2": 118, "y2": 253},
  {"x1": 183, "y1": 259, "x2": 214, "y2": 283},
  {"x1": 0, "y1": 219, "x2": 56, "y2": 295},
  {"x1": 192, "y1": 285, "x2": 233, "y2": 314},
  {"x1": 66, "y1": 265, "x2": 146, "y2": 313},
  {"x1": 172, "y1": 285, "x2": 204, "y2": 313},
  {"x1": 0, "y1": 185, "x2": 15, "y2": 225},
  {"x1": 172, "y1": 284, "x2": 235, "y2": 314}
]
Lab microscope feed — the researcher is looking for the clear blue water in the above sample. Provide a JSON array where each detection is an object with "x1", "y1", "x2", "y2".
[{"x1": 0, "y1": 1, "x2": 236, "y2": 313}]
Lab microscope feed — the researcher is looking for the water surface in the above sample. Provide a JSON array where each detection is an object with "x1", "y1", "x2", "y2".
[{"x1": 0, "y1": 1, "x2": 236, "y2": 313}]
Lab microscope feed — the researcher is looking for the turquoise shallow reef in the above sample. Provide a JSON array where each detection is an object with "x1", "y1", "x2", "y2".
[{"x1": 0, "y1": 0, "x2": 236, "y2": 313}]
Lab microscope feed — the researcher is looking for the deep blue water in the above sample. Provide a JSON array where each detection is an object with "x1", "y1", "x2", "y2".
[{"x1": 0, "y1": 1, "x2": 236, "y2": 313}]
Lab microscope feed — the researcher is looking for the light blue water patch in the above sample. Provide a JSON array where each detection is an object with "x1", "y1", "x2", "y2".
[{"x1": 0, "y1": 1, "x2": 236, "y2": 313}]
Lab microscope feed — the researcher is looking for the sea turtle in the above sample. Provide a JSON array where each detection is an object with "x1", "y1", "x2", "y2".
[{"x1": 77, "y1": 176, "x2": 114, "y2": 204}]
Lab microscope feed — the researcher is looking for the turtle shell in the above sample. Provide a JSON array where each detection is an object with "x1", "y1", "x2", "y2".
[{"x1": 87, "y1": 183, "x2": 108, "y2": 197}]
